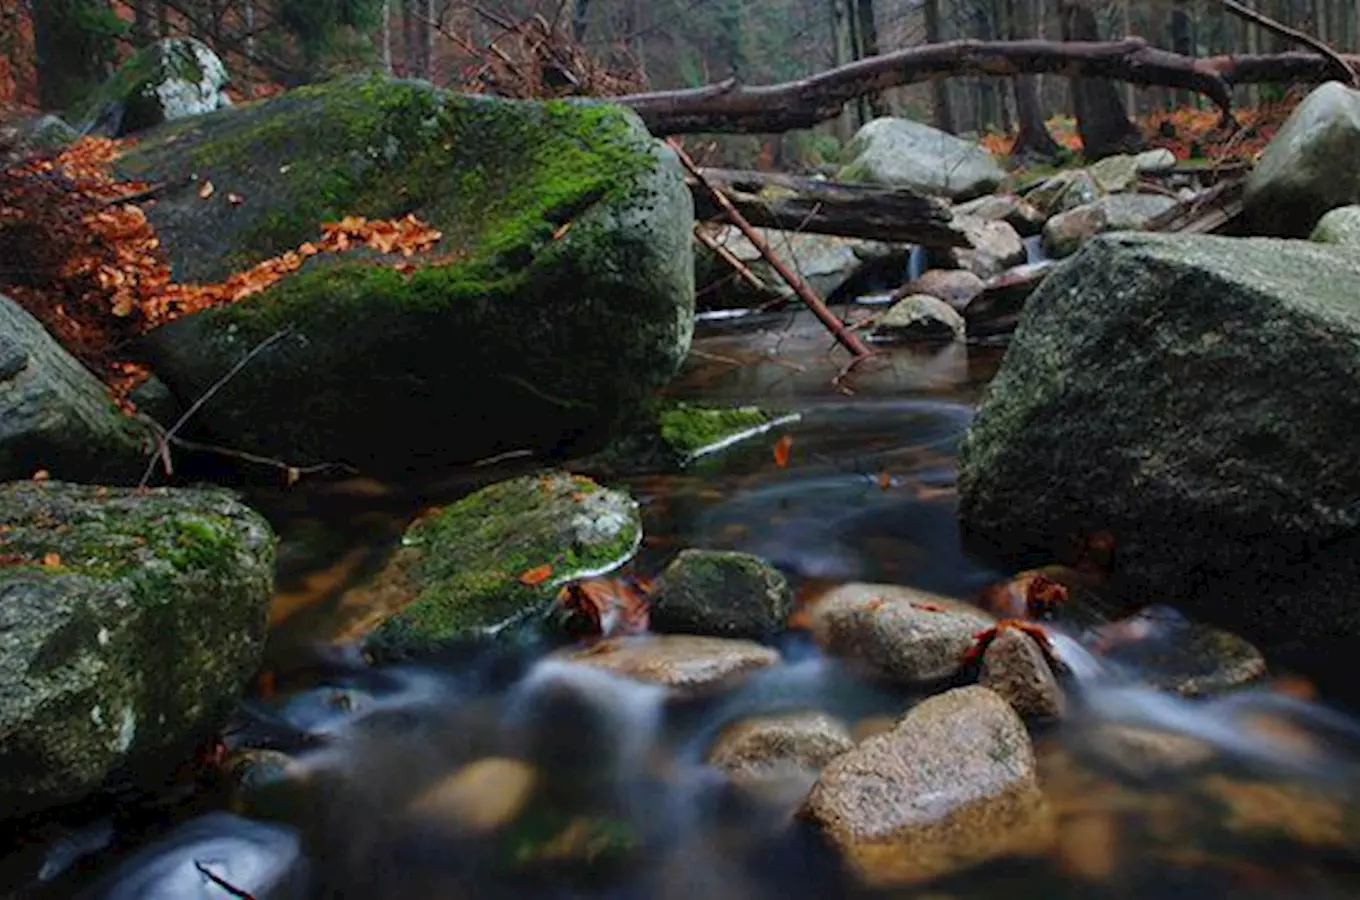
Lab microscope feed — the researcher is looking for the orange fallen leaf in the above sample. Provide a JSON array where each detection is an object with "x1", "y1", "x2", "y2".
[
  {"x1": 875, "y1": 471, "x2": 893, "y2": 490},
  {"x1": 552, "y1": 221, "x2": 573, "y2": 240},
  {"x1": 31, "y1": 469, "x2": 50, "y2": 481},
  {"x1": 41, "y1": 553, "x2": 61, "y2": 567},
  {"x1": 518, "y1": 564, "x2": 553, "y2": 586},
  {"x1": 257, "y1": 670, "x2": 277, "y2": 698},
  {"x1": 198, "y1": 180, "x2": 214, "y2": 199},
  {"x1": 227, "y1": 192, "x2": 244, "y2": 206},
  {"x1": 772, "y1": 434, "x2": 793, "y2": 468}
]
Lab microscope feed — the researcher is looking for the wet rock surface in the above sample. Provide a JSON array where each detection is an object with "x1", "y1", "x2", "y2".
[
  {"x1": 707, "y1": 711, "x2": 855, "y2": 780},
  {"x1": 649, "y1": 549, "x2": 793, "y2": 639},
  {"x1": 557, "y1": 635, "x2": 780, "y2": 693}
]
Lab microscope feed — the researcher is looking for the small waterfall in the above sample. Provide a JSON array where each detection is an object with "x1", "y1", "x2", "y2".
[
  {"x1": 1023, "y1": 235, "x2": 1047, "y2": 265},
  {"x1": 905, "y1": 245, "x2": 927, "y2": 282}
]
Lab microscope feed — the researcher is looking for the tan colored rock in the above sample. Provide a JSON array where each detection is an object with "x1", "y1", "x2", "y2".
[
  {"x1": 558, "y1": 635, "x2": 779, "y2": 693},
  {"x1": 979, "y1": 627, "x2": 1066, "y2": 720},
  {"x1": 900, "y1": 268, "x2": 986, "y2": 311},
  {"x1": 707, "y1": 711, "x2": 855, "y2": 780},
  {"x1": 809, "y1": 583, "x2": 995, "y2": 684},
  {"x1": 406, "y1": 757, "x2": 538, "y2": 834},
  {"x1": 1081, "y1": 725, "x2": 1215, "y2": 778},
  {"x1": 870, "y1": 294, "x2": 965, "y2": 344},
  {"x1": 801, "y1": 686, "x2": 1053, "y2": 887}
]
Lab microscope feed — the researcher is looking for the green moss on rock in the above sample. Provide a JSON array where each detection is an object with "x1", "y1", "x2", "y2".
[
  {"x1": 658, "y1": 403, "x2": 774, "y2": 457},
  {"x1": 649, "y1": 549, "x2": 793, "y2": 638},
  {"x1": 361, "y1": 472, "x2": 641, "y2": 658},
  {"x1": 0, "y1": 481, "x2": 274, "y2": 817},
  {"x1": 121, "y1": 75, "x2": 695, "y2": 475}
]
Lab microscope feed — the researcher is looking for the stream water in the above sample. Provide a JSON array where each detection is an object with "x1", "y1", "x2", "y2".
[{"x1": 28, "y1": 310, "x2": 1360, "y2": 899}]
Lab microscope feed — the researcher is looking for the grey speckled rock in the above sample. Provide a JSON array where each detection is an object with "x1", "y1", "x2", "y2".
[
  {"x1": 0, "y1": 295, "x2": 153, "y2": 484},
  {"x1": 1042, "y1": 193, "x2": 1178, "y2": 258},
  {"x1": 952, "y1": 194, "x2": 1046, "y2": 237},
  {"x1": 707, "y1": 711, "x2": 854, "y2": 780},
  {"x1": 1310, "y1": 204, "x2": 1360, "y2": 247},
  {"x1": 900, "y1": 268, "x2": 986, "y2": 311},
  {"x1": 933, "y1": 216, "x2": 1026, "y2": 279},
  {"x1": 809, "y1": 583, "x2": 994, "y2": 683},
  {"x1": 649, "y1": 549, "x2": 793, "y2": 638},
  {"x1": 0, "y1": 482, "x2": 274, "y2": 818},
  {"x1": 870, "y1": 294, "x2": 965, "y2": 344},
  {"x1": 1245, "y1": 81, "x2": 1360, "y2": 236},
  {"x1": 838, "y1": 118, "x2": 1004, "y2": 200},
  {"x1": 800, "y1": 686, "x2": 1052, "y2": 887},
  {"x1": 959, "y1": 232, "x2": 1360, "y2": 648},
  {"x1": 557, "y1": 635, "x2": 779, "y2": 694},
  {"x1": 979, "y1": 627, "x2": 1066, "y2": 720}
]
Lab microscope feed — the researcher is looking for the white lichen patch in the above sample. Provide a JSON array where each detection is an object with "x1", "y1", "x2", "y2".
[
  {"x1": 96, "y1": 627, "x2": 110, "y2": 647},
  {"x1": 115, "y1": 707, "x2": 137, "y2": 753}
]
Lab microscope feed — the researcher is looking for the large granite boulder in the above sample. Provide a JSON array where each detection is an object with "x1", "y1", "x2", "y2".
[
  {"x1": 958, "y1": 232, "x2": 1360, "y2": 651},
  {"x1": 77, "y1": 37, "x2": 233, "y2": 137},
  {"x1": 1244, "y1": 81, "x2": 1360, "y2": 237},
  {"x1": 0, "y1": 295, "x2": 153, "y2": 483},
  {"x1": 0, "y1": 481, "x2": 274, "y2": 817},
  {"x1": 118, "y1": 75, "x2": 694, "y2": 476},
  {"x1": 837, "y1": 117, "x2": 1004, "y2": 201}
]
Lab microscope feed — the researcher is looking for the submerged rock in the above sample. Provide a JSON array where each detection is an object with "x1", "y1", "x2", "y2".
[
  {"x1": 1092, "y1": 607, "x2": 1266, "y2": 696},
  {"x1": 800, "y1": 686, "x2": 1052, "y2": 887},
  {"x1": 124, "y1": 75, "x2": 694, "y2": 476},
  {"x1": 649, "y1": 549, "x2": 793, "y2": 638},
  {"x1": 838, "y1": 117, "x2": 1004, "y2": 200},
  {"x1": 0, "y1": 482, "x2": 274, "y2": 817},
  {"x1": 1245, "y1": 81, "x2": 1360, "y2": 236},
  {"x1": 354, "y1": 472, "x2": 640, "y2": 657},
  {"x1": 557, "y1": 635, "x2": 779, "y2": 694},
  {"x1": 707, "y1": 711, "x2": 855, "y2": 781},
  {"x1": 869, "y1": 294, "x2": 965, "y2": 344},
  {"x1": 78, "y1": 38, "x2": 232, "y2": 137},
  {"x1": 406, "y1": 757, "x2": 539, "y2": 835},
  {"x1": 808, "y1": 583, "x2": 994, "y2": 684},
  {"x1": 0, "y1": 295, "x2": 154, "y2": 483},
  {"x1": 958, "y1": 232, "x2": 1360, "y2": 649}
]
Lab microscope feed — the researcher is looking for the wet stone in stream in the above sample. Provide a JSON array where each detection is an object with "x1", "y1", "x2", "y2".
[
  {"x1": 649, "y1": 548, "x2": 793, "y2": 639},
  {"x1": 979, "y1": 627, "x2": 1067, "y2": 721},
  {"x1": 1092, "y1": 606, "x2": 1267, "y2": 695},
  {"x1": 557, "y1": 635, "x2": 780, "y2": 695},
  {"x1": 706, "y1": 710, "x2": 856, "y2": 782},
  {"x1": 808, "y1": 582, "x2": 995, "y2": 683}
]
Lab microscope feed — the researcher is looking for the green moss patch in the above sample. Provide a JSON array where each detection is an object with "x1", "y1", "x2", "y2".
[{"x1": 363, "y1": 472, "x2": 641, "y2": 658}]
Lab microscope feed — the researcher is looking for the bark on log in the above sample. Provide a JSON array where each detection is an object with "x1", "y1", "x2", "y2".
[
  {"x1": 621, "y1": 38, "x2": 1360, "y2": 135},
  {"x1": 688, "y1": 168, "x2": 971, "y2": 248}
]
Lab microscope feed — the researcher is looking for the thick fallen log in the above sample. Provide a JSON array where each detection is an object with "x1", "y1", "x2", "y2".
[
  {"x1": 688, "y1": 168, "x2": 971, "y2": 248},
  {"x1": 621, "y1": 39, "x2": 1360, "y2": 135}
]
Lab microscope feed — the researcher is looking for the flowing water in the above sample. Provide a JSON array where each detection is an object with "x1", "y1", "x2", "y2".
[{"x1": 25, "y1": 310, "x2": 1360, "y2": 899}]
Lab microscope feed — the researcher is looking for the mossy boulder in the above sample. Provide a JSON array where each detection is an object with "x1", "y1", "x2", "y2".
[
  {"x1": 958, "y1": 232, "x2": 1360, "y2": 650},
  {"x1": 77, "y1": 37, "x2": 232, "y2": 137},
  {"x1": 649, "y1": 549, "x2": 793, "y2": 638},
  {"x1": 0, "y1": 295, "x2": 154, "y2": 483},
  {"x1": 355, "y1": 472, "x2": 641, "y2": 658},
  {"x1": 120, "y1": 75, "x2": 695, "y2": 476},
  {"x1": 0, "y1": 481, "x2": 274, "y2": 817}
]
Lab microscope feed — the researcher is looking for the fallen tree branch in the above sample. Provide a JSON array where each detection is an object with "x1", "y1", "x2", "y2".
[
  {"x1": 689, "y1": 168, "x2": 970, "y2": 247},
  {"x1": 693, "y1": 224, "x2": 778, "y2": 296},
  {"x1": 618, "y1": 40, "x2": 1360, "y2": 134},
  {"x1": 670, "y1": 140, "x2": 873, "y2": 361},
  {"x1": 139, "y1": 329, "x2": 293, "y2": 487},
  {"x1": 1217, "y1": 0, "x2": 1357, "y2": 86},
  {"x1": 193, "y1": 860, "x2": 257, "y2": 900}
]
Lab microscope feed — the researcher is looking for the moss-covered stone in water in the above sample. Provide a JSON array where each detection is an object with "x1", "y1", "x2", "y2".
[
  {"x1": 0, "y1": 481, "x2": 274, "y2": 818},
  {"x1": 361, "y1": 472, "x2": 641, "y2": 658},
  {"x1": 649, "y1": 549, "x2": 793, "y2": 639},
  {"x1": 658, "y1": 403, "x2": 774, "y2": 457},
  {"x1": 120, "y1": 76, "x2": 695, "y2": 475}
]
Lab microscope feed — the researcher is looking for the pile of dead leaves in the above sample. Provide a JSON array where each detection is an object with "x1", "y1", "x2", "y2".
[{"x1": 0, "y1": 136, "x2": 444, "y2": 408}]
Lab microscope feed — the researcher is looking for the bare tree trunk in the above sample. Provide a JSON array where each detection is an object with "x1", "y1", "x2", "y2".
[
  {"x1": 572, "y1": 0, "x2": 591, "y2": 40},
  {"x1": 828, "y1": 0, "x2": 855, "y2": 140},
  {"x1": 243, "y1": 0, "x2": 255, "y2": 97},
  {"x1": 1059, "y1": 0, "x2": 1142, "y2": 158},
  {"x1": 855, "y1": 0, "x2": 891, "y2": 117},
  {"x1": 382, "y1": 0, "x2": 393, "y2": 75},
  {"x1": 403, "y1": 0, "x2": 417, "y2": 78},
  {"x1": 845, "y1": 0, "x2": 869, "y2": 126},
  {"x1": 925, "y1": 0, "x2": 956, "y2": 132},
  {"x1": 158, "y1": 1, "x2": 169, "y2": 37},
  {"x1": 1170, "y1": 1, "x2": 1194, "y2": 106},
  {"x1": 1008, "y1": 0, "x2": 1062, "y2": 155},
  {"x1": 131, "y1": 1, "x2": 156, "y2": 45},
  {"x1": 424, "y1": 0, "x2": 436, "y2": 80}
]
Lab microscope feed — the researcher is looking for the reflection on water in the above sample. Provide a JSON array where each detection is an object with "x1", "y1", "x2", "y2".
[{"x1": 31, "y1": 314, "x2": 1360, "y2": 899}]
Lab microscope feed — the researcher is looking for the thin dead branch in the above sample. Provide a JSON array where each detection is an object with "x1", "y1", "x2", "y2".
[
  {"x1": 693, "y1": 224, "x2": 778, "y2": 297},
  {"x1": 669, "y1": 140, "x2": 873, "y2": 362}
]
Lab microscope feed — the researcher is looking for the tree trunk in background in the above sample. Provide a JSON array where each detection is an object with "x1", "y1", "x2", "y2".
[
  {"x1": 572, "y1": 0, "x2": 591, "y2": 40},
  {"x1": 855, "y1": 0, "x2": 890, "y2": 117},
  {"x1": 924, "y1": 0, "x2": 955, "y2": 132},
  {"x1": 131, "y1": 1, "x2": 155, "y2": 45},
  {"x1": 31, "y1": 0, "x2": 117, "y2": 111},
  {"x1": 382, "y1": 0, "x2": 393, "y2": 75},
  {"x1": 828, "y1": 0, "x2": 855, "y2": 140},
  {"x1": 402, "y1": 0, "x2": 417, "y2": 78},
  {"x1": 845, "y1": 0, "x2": 870, "y2": 126},
  {"x1": 243, "y1": 0, "x2": 254, "y2": 96},
  {"x1": 157, "y1": 1, "x2": 168, "y2": 37},
  {"x1": 424, "y1": 0, "x2": 435, "y2": 80},
  {"x1": 1008, "y1": 0, "x2": 1063, "y2": 156},
  {"x1": 1170, "y1": 1, "x2": 1193, "y2": 107},
  {"x1": 1060, "y1": 0, "x2": 1142, "y2": 157}
]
